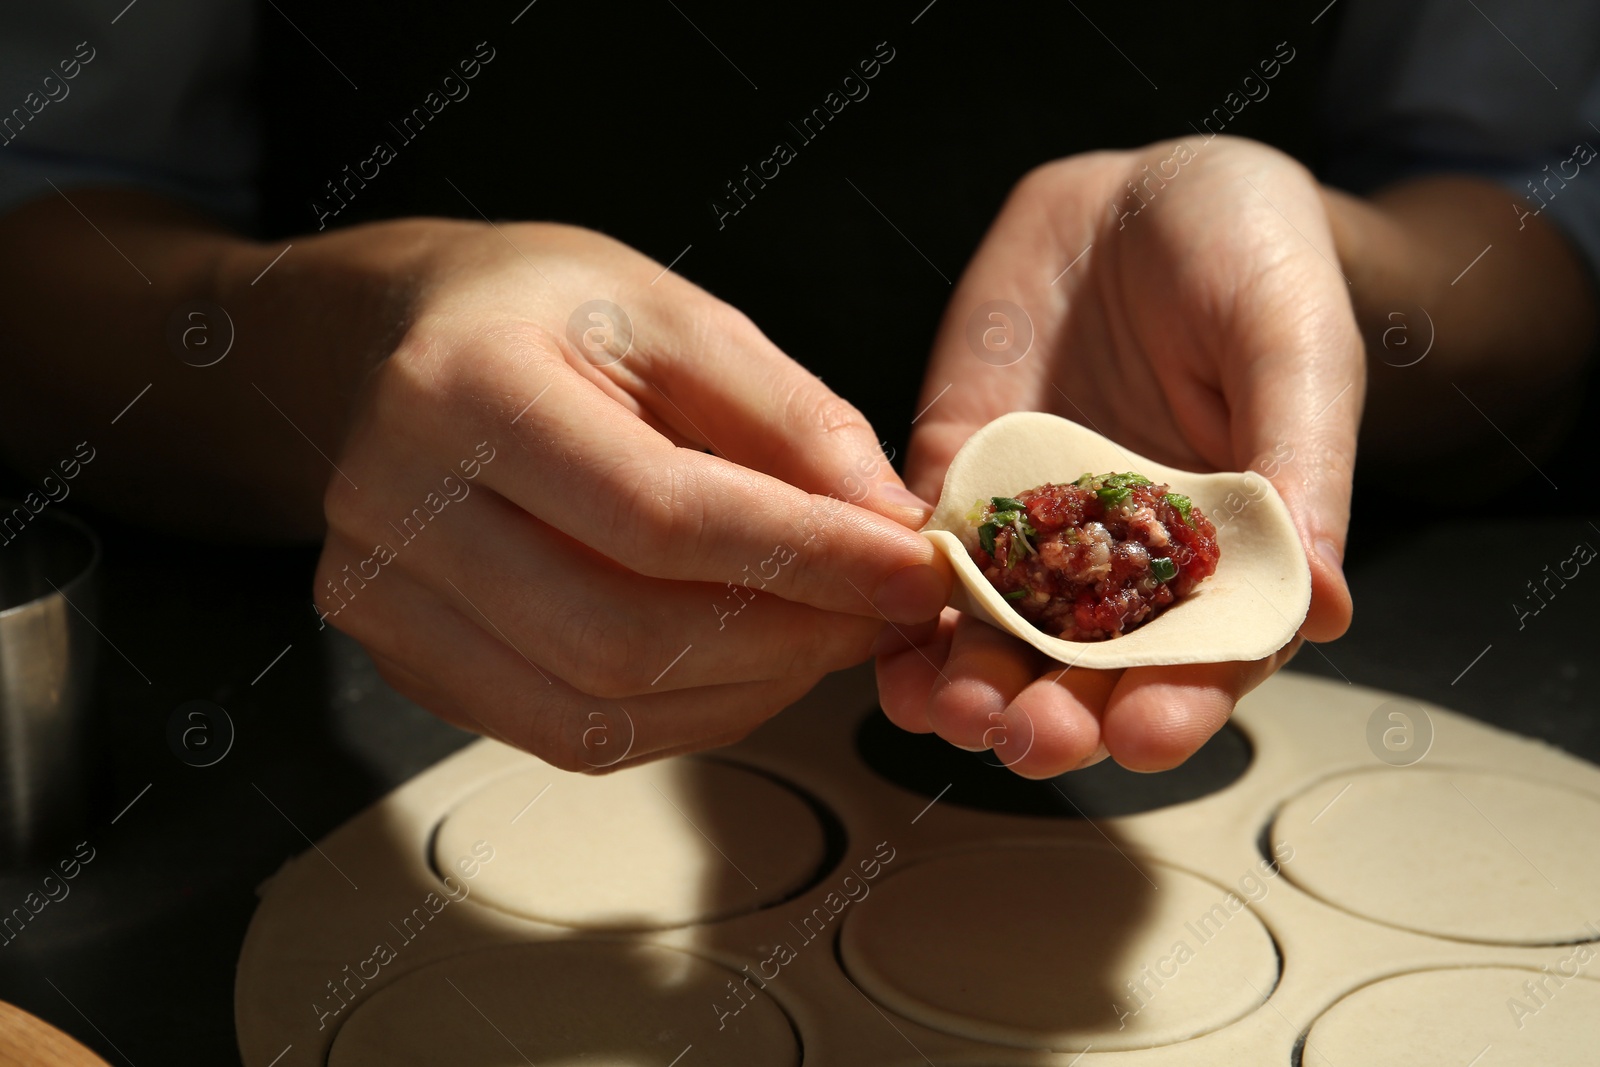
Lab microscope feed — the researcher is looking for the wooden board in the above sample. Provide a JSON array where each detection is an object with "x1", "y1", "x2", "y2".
[{"x1": 0, "y1": 1001, "x2": 109, "y2": 1067}]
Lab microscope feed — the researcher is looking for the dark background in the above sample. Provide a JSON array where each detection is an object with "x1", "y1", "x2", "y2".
[
  {"x1": 0, "y1": 1, "x2": 1596, "y2": 1063},
  {"x1": 258, "y1": 0, "x2": 1337, "y2": 467}
]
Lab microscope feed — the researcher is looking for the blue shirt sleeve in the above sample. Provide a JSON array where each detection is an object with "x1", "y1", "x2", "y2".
[
  {"x1": 0, "y1": 1, "x2": 257, "y2": 230},
  {"x1": 1323, "y1": 0, "x2": 1600, "y2": 292}
]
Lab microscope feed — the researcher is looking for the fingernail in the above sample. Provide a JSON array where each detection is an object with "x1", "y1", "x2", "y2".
[
  {"x1": 1073, "y1": 743, "x2": 1110, "y2": 770},
  {"x1": 1315, "y1": 537, "x2": 1345, "y2": 578},
  {"x1": 872, "y1": 563, "x2": 949, "y2": 625},
  {"x1": 874, "y1": 482, "x2": 935, "y2": 526}
]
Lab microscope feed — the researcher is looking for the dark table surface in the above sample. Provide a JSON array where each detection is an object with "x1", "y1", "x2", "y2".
[{"x1": 0, "y1": 497, "x2": 1595, "y2": 1064}]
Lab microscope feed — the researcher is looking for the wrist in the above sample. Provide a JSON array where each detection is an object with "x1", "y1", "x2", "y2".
[
  {"x1": 1318, "y1": 183, "x2": 1439, "y2": 344},
  {"x1": 1319, "y1": 174, "x2": 1598, "y2": 471},
  {"x1": 197, "y1": 220, "x2": 475, "y2": 535}
]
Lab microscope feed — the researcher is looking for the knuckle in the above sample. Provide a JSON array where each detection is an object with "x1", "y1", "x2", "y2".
[
  {"x1": 400, "y1": 316, "x2": 562, "y2": 424},
  {"x1": 321, "y1": 472, "x2": 362, "y2": 531},
  {"x1": 699, "y1": 300, "x2": 762, "y2": 348},
  {"x1": 781, "y1": 527, "x2": 839, "y2": 606},
  {"x1": 311, "y1": 542, "x2": 367, "y2": 632},
  {"x1": 702, "y1": 677, "x2": 816, "y2": 750},
  {"x1": 553, "y1": 601, "x2": 656, "y2": 698},
  {"x1": 1016, "y1": 159, "x2": 1068, "y2": 198},
  {"x1": 602, "y1": 455, "x2": 713, "y2": 576},
  {"x1": 489, "y1": 690, "x2": 593, "y2": 771},
  {"x1": 781, "y1": 495, "x2": 860, "y2": 588},
  {"x1": 1014, "y1": 156, "x2": 1093, "y2": 203},
  {"x1": 765, "y1": 673, "x2": 828, "y2": 719},
  {"x1": 788, "y1": 387, "x2": 874, "y2": 446},
  {"x1": 370, "y1": 655, "x2": 432, "y2": 710}
]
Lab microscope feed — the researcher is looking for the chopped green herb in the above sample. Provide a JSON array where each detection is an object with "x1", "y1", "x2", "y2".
[
  {"x1": 978, "y1": 523, "x2": 998, "y2": 555},
  {"x1": 965, "y1": 499, "x2": 988, "y2": 525},
  {"x1": 1150, "y1": 557, "x2": 1178, "y2": 582},
  {"x1": 991, "y1": 496, "x2": 1028, "y2": 512},
  {"x1": 1076, "y1": 471, "x2": 1153, "y2": 497},
  {"x1": 1096, "y1": 485, "x2": 1131, "y2": 509},
  {"x1": 1166, "y1": 492, "x2": 1195, "y2": 528},
  {"x1": 990, "y1": 509, "x2": 1021, "y2": 525},
  {"x1": 1003, "y1": 589, "x2": 1028, "y2": 601}
]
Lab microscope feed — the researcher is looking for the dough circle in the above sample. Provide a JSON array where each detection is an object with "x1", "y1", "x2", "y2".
[
  {"x1": 922, "y1": 411, "x2": 1310, "y2": 668},
  {"x1": 326, "y1": 941, "x2": 800, "y2": 1066},
  {"x1": 433, "y1": 759, "x2": 826, "y2": 930},
  {"x1": 838, "y1": 844, "x2": 1279, "y2": 1051},
  {"x1": 1271, "y1": 769, "x2": 1600, "y2": 944},
  {"x1": 1303, "y1": 967, "x2": 1600, "y2": 1064}
]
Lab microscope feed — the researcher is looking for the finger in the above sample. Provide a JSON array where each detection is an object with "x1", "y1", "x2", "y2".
[
  {"x1": 368, "y1": 650, "x2": 513, "y2": 744},
  {"x1": 991, "y1": 666, "x2": 1123, "y2": 779},
  {"x1": 322, "y1": 553, "x2": 822, "y2": 769},
  {"x1": 433, "y1": 359, "x2": 949, "y2": 624},
  {"x1": 904, "y1": 416, "x2": 980, "y2": 505},
  {"x1": 329, "y1": 482, "x2": 891, "y2": 694},
  {"x1": 874, "y1": 608, "x2": 960, "y2": 734},
  {"x1": 375, "y1": 648, "x2": 763, "y2": 774},
  {"x1": 925, "y1": 615, "x2": 1047, "y2": 751},
  {"x1": 337, "y1": 353, "x2": 951, "y2": 625},
  {"x1": 1100, "y1": 640, "x2": 1299, "y2": 772},
  {"x1": 580, "y1": 727, "x2": 770, "y2": 775},
  {"x1": 614, "y1": 273, "x2": 935, "y2": 527}
]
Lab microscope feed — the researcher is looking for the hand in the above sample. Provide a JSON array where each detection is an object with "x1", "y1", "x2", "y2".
[
  {"x1": 879, "y1": 136, "x2": 1361, "y2": 777},
  {"x1": 311, "y1": 221, "x2": 950, "y2": 770}
]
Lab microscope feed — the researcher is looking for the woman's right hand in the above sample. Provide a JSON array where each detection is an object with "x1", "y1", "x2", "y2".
[{"x1": 310, "y1": 220, "x2": 949, "y2": 770}]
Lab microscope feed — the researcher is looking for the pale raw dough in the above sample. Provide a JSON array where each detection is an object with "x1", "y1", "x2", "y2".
[
  {"x1": 326, "y1": 941, "x2": 799, "y2": 1066},
  {"x1": 1272, "y1": 769, "x2": 1600, "y2": 944},
  {"x1": 1303, "y1": 968, "x2": 1600, "y2": 1065},
  {"x1": 922, "y1": 411, "x2": 1310, "y2": 668},
  {"x1": 433, "y1": 759, "x2": 825, "y2": 930},
  {"x1": 237, "y1": 671, "x2": 1600, "y2": 1066},
  {"x1": 838, "y1": 844, "x2": 1279, "y2": 1052}
]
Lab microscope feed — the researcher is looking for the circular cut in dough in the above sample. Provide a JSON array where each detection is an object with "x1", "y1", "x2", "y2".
[
  {"x1": 1271, "y1": 769, "x2": 1600, "y2": 944},
  {"x1": 327, "y1": 941, "x2": 799, "y2": 1067},
  {"x1": 838, "y1": 844, "x2": 1279, "y2": 1051},
  {"x1": 432, "y1": 759, "x2": 826, "y2": 930},
  {"x1": 1304, "y1": 967, "x2": 1600, "y2": 1065}
]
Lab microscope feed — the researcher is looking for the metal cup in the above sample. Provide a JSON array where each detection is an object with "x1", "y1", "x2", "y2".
[{"x1": 0, "y1": 503, "x2": 99, "y2": 863}]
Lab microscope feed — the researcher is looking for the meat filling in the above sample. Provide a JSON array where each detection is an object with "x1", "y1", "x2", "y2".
[{"x1": 969, "y1": 473, "x2": 1220, "y2": 641}]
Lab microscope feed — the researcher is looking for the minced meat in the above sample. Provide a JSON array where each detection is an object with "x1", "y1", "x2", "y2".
[{"x1": 969, "y1": 473, "x2": 1220, "y2": 641}]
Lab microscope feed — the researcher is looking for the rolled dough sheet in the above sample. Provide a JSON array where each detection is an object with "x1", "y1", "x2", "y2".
[
  {"x1": 1303, "y1": 967, "x2": 1600, "y2": 1065},
  {"x1": 838, "y1": 843, "x2": 1279, "y2": 1052},
  {"x1": 1272, "y1": 769, "x2": 1600, "y2": 944},
  {"x1": 326, "y1": 941, "x2": 799, "y2": 1066},
  {"x1": 238, "y1": 670, "x2": 1600, "y2": 1066},
  {"x1": 432, "y1": 758, "x2": 826, "y2": 930}
]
